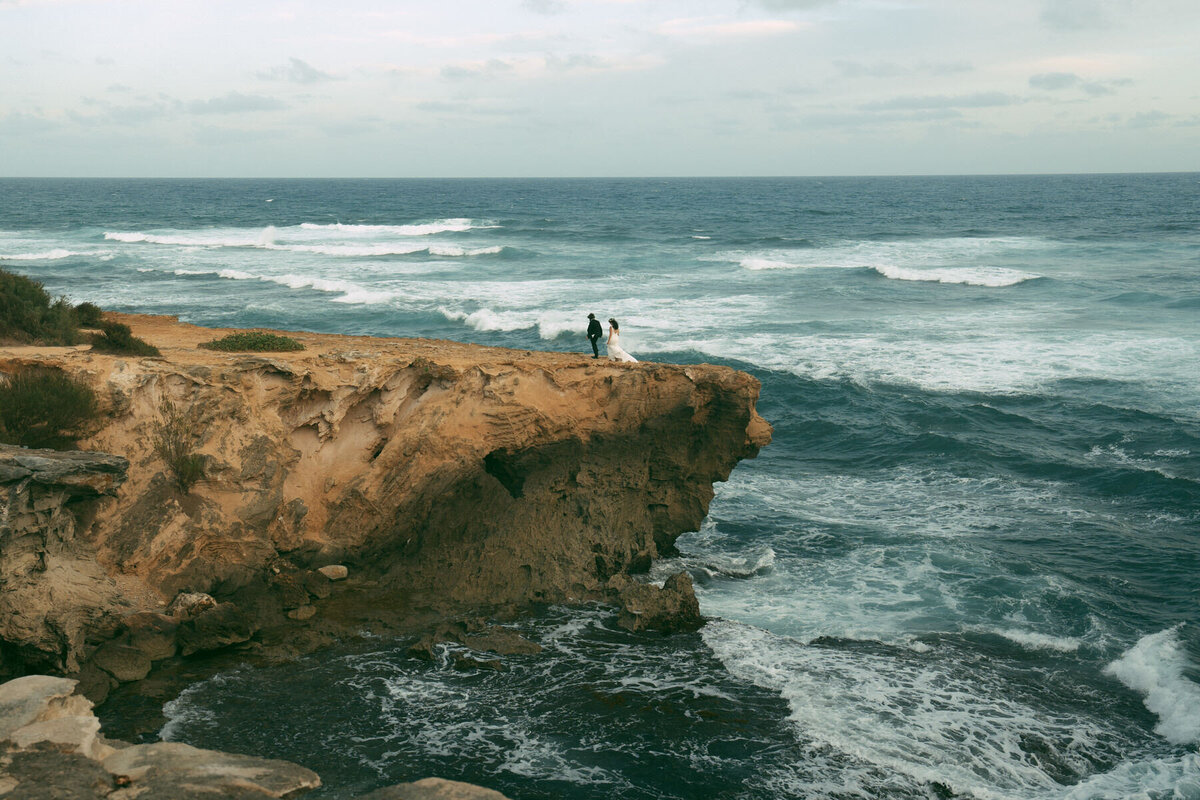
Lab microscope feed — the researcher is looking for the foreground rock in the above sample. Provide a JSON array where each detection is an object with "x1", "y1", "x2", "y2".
[
  {"x1": 0, "y1": 314, "x2": 770, "y2": 685},
  {"x1": 0, "y1": 675, "x2": 509, "y2": 799}
]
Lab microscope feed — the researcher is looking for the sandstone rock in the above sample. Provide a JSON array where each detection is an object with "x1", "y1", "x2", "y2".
[
  {"x1": 121, "y1": 611, "x2": 178, "y2": 661},
  {"x1": 102, "y1": 741, "x2": 320, "y2": 798},
  {"x1": 358, "y1": 777, "x2": 511, "y2": 800},
  {"x1": 317, "y1": 564, "x2": 348, "y2": 581},
  {"x1": 462, "y1": 629, "x2": 542, "y2": 656},
  {"x1": 7, "y1": 714, "x2": 114, "y2": 760},
  {"x1": 0, "y1": 747, "x2": 115, "y2": 800},
  {"x1": 166, "y1": 592, "x2": 216, "y2": 620},
  {"x1": 176, "y1": 603, "x2": 254, "y2": 656},
  {"x1": 612, "y1": 571, "x2": 703, "y2": 634},
  {"x1": 302, "y1": 570, "x2": 333, "y2": 599},
  {"x1": 287, "y1": 605, "x2": 317, "y2": 621},
  {"x1": 3, "y1": 314, "x2": 769, "y2": 676},
  {"x1": 68, "y1": 662, "x2": 117, "y2": 706},
  {"x1": 89, "y1": 643, "x2": 151, "y2": 683},
  {"x1": 0, "y1": 675, "x2": 90, "y2": 741}
]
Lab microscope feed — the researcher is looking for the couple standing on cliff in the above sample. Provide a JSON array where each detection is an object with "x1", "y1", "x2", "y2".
[{"x1": 587, "y1": 313, "x2": 637, "y2": 362}]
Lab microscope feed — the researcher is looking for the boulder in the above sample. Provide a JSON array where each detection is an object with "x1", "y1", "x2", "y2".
[
  {"x1": 611, "y1": 571, "x2": 703, "y2": 634},
  {"x1": 0, "y1": 675, "x2": 90, "y2": 741},
  {"x1": 122, "y1": 611, "x2": 178, "y2": 661},
  {"x1": 176, "y1": 603, "x2": 254, "y2": 656},
  {"x1": 102, "y1": 741, "x2": 320, "y2": 798},
  {"x1": 0, "y1": 747, "x2": 115, "y2": 800},
  {"x1": 287, "y1": 605, "x2": 317, "y2": 621},
  {"x1": 358, "y1": 777, "x2": 511, "y2": 800},
  {"x1": 317, "y1": 564, "x2": 348, "y2": 581},
  {"x1": 166, "y1": 592, "x2": 217, "y2": 620},
  {"x1": 89, "y1": 643, "x2": 152, "y2": 683},
  {"x1": 7, "y1": 714, "x2": 114, "y2": 761}
]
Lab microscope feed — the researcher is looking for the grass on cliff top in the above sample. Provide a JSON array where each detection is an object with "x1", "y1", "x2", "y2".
[
  {"x1": 199, "y1": 331, "x2": 305, "y2": 352},
  {"x1": 0, "y1": 367, "x2": 98, "y2": 449},
  {"x1": 89, "y1": 321, "x2": 161, "y2": 357}
]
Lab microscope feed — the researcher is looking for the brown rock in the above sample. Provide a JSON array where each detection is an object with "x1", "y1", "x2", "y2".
[
  {"x1": 2, "y1": 313, "x2": 769, "y2": 675},
  {"x1": 613, "y1": 571, "x2": 703, "y2": 634},
  {"x1": 121, "y1": 611, "x2": 178, "y2": 661},
  {"x1": 176, "y1": 603, "x2": 254, "y2": 656},
  {"x1": 358, "y1": 777, "x2": 511, "y2": 800},
  {"x1": 166, "y1": 592, "x2": 216, "y2": 620},
  {"x1": 287, "y1": 605, "x2": 317, "y2": 621},
  {"x1": 0, "y1": 675, "x2": 91, "y2": 741},
  {"x1": 317, "y1": 564, "x2": 349, "y2": 581},
  {"x1": 89, "y1": 643, "x2": 151, "y2": 683},
  {"x1": 102, "y1": 741, "x2": 320, "y2": 798}
]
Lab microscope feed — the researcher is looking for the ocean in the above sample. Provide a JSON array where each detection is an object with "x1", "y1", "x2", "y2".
[{"x1": 2, "y1": 175, "x2": 1198, "y2": 799}]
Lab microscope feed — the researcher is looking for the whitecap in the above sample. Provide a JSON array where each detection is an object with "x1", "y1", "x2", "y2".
[
  {"x1": 0, "y1": 248, "x2": 91, "y2": 261},
  {"x1": 297, "y1": 218, "x2": 490, "y2": 236},
  {"x1": 872, "y1": 264, "x2": 1039, "y2": 287},
  {"x1": 993, "y1": 628, "x2": 1082, "y2": 653},
  {"x1": 1104, "y1": 626, "x2": 1200, "y2": 745}
]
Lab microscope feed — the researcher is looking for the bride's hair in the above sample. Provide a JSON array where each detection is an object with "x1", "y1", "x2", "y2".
[{"x1": 608, "y1": 318, "x2": 619, "y2": 328}]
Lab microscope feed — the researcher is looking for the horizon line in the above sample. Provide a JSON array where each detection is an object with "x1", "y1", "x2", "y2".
[{"x1": 1, "y1": 170, "x2": 1197, "y2": 181}]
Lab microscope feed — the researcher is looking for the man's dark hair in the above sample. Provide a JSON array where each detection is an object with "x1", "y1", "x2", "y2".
[{"x1": 588, "y1": 313, "x2": 595, "y2": 319}]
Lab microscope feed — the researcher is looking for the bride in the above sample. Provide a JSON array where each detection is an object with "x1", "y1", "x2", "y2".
[{"x1": 606, "y1": 318, "x2": 638, "y2": 362}]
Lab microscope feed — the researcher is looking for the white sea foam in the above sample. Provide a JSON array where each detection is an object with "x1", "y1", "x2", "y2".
[
  {"x1": 1062, "y1": 753, "x2": 1200, "y2": 799},
  {"x1": 0, "y1": 248, "x2": 93, "y2": 260},
  {"x1": 298, "y1": 218, "x2": 487, "y2": 236},
  {"x1": 704, "y1": 619, "x2": 1116, "y2": 799},
  {"x1": 993, "y1": 628, "x2": 1083, "y2": 653},
  {"x1": 1104, "y1": 626, "x2": 1200, "y2": 745},
  {"x1": 872, "y1": 264, "x2": 1038, "y2": 286},
  {"x1": 105, "y1": 230, "x2": 264, "y2": 247}
]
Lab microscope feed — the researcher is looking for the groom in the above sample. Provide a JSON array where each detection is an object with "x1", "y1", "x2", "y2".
[{"x1": 586, "y1": 313, "x2": 603, "y2": 358}]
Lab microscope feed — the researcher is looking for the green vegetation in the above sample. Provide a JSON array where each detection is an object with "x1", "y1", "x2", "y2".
[
  {"x1": 199, "y1": 331, "x2": 305, "y2": 352},
  {"x1": 89, "y1": 321, "x2": 161, "y2": 357},
  {"x1": 0, "y1": 268, "x2": 80, "y2": 345},
  {"x1": 0, "y1": 368, "x2": 97, "y2": 449},
  {"x1": 153, "y1": 398, "x2": 206, "y2": 494},
  {"x1": 73, "y1": 302, "x2": 104, "y2": 327}
]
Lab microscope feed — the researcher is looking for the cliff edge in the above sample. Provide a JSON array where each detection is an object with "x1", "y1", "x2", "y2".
[{"x1": 0, "y1": 313, "x2": 770, "y2": 688}]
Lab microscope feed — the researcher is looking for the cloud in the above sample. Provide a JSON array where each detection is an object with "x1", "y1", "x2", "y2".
[
  {"x1": 860, "y1": 92, "x2": 1020, "y2": 111},
  {"x1": 522, "y1": 0, "x2": 565, "y2": 13},
  {"x1": 836, "y1": 60, "x2": 974, "y2": 79},
  {"x1": 659, "y1": 17, "x2": 804, "y2": 39},
  {"x1": 188, "y1": 92, "x2": 288, "y2": 115},
  {"x1": 753, "y1": 0, "x2": 835, "y2": 8},
  {"x1": 257, "y1": 57, "x2": 337, "y2": 85},
  {"x1": 1039, "y1": 0, "x2": 1130, "y2": 31},
  {"x1": 440, "y1": 59, "x2": 515, "y2": 80},
  {"x1": 1029, "y1": 72, "x2": 1129, "y2": 96},
  {"x1": 1029, "y1": 72, "x2": 1080, "y2": 90},
  {"x1": 0, "y1": 111, "x2": 60, "y2": 137}
]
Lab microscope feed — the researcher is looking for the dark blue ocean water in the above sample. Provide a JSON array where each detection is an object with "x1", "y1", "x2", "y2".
[{"x1": 3, "y1": 175, "x2": 1198, "y2": 799}]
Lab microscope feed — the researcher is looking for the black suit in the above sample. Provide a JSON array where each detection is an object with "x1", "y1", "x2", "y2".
[{"x1": 587, "y1": 318, "x2": 603, "y2": 357}]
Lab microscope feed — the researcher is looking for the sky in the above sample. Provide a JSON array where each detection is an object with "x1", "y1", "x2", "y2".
[{"x1": 0, "y1": 0, "x2": 1198, "y2": 177}]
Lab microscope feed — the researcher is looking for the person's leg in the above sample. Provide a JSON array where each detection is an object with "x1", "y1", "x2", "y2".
[{"x1": 590, "y1": 335, "x2": 600, "y2": 357}]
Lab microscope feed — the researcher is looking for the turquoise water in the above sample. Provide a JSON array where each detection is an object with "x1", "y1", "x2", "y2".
[{"x1": 3, "y1": 175, "x2": 1198, "y2": 799}]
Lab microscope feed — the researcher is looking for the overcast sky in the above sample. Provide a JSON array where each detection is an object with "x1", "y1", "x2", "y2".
[{"x1": 1, "y1": 0, "x2": 1198, "y2": 177}]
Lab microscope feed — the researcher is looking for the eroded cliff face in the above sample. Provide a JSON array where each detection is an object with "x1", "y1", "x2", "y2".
[{"x1": 0, "y1": 314, "x2": 770, "y2": 682}]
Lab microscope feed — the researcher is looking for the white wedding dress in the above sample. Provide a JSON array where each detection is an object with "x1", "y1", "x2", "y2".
[{"x1": 607, "y1": 331, "x2": 637, "y2": 362}]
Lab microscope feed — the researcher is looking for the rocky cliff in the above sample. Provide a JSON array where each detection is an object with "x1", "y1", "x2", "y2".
[{"x1": 0, "y1": 314, "x2": 770, "y2": 690}]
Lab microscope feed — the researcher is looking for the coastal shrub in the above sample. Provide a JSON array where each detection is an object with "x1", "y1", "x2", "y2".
[
  {"x1": 199, "y1": 331, "x2": 304, "y2": 353},
  {"x1": 90, "y1": 321, "x2": 161, "y2": 357},
  {"x1": 153, "y1": 398, "x2": 206, "y2": 494},
  {"x1": 0, "y1": 368, "x2": 97, "y2": 449},
  {"x1": 0, "y1": 268, "x2": 80, "y2": 345},
  {"x1": 73, "y1": 302, "x2": 104, "y2": 327}
]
